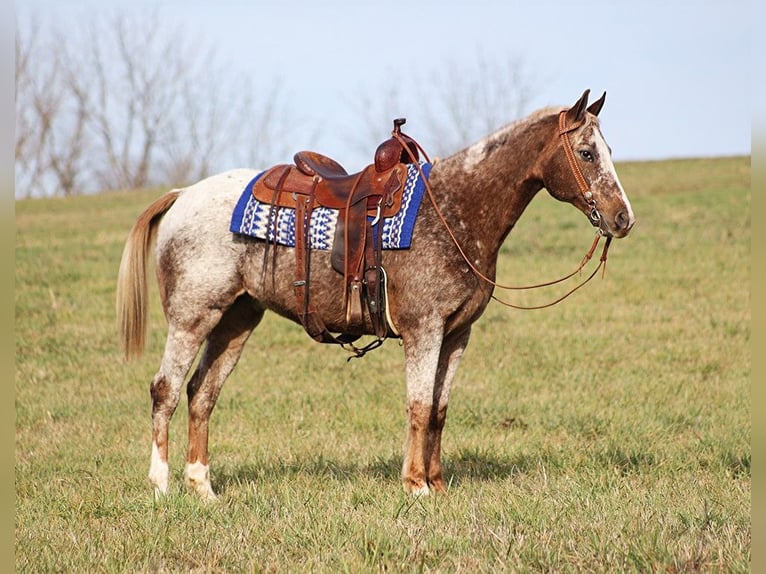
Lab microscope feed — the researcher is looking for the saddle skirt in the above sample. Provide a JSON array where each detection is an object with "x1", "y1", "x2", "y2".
[{"x1": 229, "y1": 161, "x2": 432, "y2": 250}]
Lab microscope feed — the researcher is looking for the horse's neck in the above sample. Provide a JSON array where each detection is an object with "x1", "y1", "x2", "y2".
[{"x1": 428, "y1": 116, "x2": 553, "y2": 270}]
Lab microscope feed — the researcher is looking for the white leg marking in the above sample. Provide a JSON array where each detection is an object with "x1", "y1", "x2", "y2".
[
  {"x1": 411, "y1": 484, "x2": 431, "y2": 497},
  {"x1": 148, "y1": 442, "x2": 169, "y2": 497},
  {"x1": 184, "y1": 460, "x2": 217, "y2": 502}
]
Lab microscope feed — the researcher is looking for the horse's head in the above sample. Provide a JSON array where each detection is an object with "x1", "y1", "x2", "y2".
[{"x1": 542, "y1": 90, "x2": 635, "y2": 238}]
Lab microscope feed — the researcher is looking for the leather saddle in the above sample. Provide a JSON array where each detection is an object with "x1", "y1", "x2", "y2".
[{"x1": 251, "y1": 118, "x2": 422, "y2": 355}]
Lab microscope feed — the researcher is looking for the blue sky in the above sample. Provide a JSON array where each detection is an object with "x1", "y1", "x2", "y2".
[{"x1": 17, "y1": 0, "x2": 751, "y2": 165}]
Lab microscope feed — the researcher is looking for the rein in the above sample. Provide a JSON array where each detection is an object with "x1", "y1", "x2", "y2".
[{"x1": 393, "y1": 111, "x2": 613, "y2": 310}]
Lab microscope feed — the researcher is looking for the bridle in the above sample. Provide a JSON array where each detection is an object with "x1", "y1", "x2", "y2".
[
  {"x1": 393, "y1": 110, "x2": 613, "y2": 310},
  {"x1": 558, "y1": 110, "x2": 605, "y2": 231}
]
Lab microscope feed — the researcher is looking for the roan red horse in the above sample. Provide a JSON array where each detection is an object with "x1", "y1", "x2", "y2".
[{"x1": 117, "y1": 90, "x2": 634, "y2": 500}]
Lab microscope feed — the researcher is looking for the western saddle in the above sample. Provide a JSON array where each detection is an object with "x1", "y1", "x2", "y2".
[{"x1": 251, "y1": 118, "x2": 423, "y2": 356}]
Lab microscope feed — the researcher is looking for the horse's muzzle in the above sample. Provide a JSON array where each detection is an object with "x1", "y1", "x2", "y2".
[
  {"x1": 612, "y1": 209, "x2": 635, "y2": 238},
  {"x1": 598, "y1": 209, "x2": 635, "y2": 239}
]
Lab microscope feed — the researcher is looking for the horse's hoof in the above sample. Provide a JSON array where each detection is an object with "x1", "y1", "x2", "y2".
[
  {"x1": 411, "y1": 485, "x2": 430, "y2": 497},
  {"x1": 192, "y1": 485, "x2": 218, "y2": 503},
  {"x1": 149, "y1": 475, "x2": 169, "y2": 499},
  {"x1": 184, "y1": 461, "x2": 218, "y2": 502},
  {"x1": 403, "y1": 481, "x2": 431, "y2": 497},
  {"x1": 184, "y1": 479, "x2": 218, "y2": 502}
]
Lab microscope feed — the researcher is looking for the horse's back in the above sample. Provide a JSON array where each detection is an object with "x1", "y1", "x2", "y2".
[{"x1": 158, "y1": 169, "x2": 256, "y2": 242}]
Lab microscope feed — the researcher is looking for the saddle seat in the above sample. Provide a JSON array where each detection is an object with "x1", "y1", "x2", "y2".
[
  {"x1": 293, "y1": 150, "x2": 347, "y2": 178},
  {"x1": 250, "y1": 118, "x2": 424, "y2": 356}
]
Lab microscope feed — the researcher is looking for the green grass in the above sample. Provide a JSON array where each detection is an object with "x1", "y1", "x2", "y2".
[{"x1": 16, "y1": 156, "x2": 750, "y2": 572}]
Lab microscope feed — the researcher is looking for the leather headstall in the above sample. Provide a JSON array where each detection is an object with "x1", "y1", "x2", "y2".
[{"x1": 558, "y1": 111, "x2": 605, "y2": 231}]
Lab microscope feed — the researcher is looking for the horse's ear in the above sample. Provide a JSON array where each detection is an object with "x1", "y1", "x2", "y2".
[
  {"x1": 565, "y1": 89, "x2": 590, "y2": 125},
  {"x1": 587, "y1": 91, "x2": 606, "y2": 116}
]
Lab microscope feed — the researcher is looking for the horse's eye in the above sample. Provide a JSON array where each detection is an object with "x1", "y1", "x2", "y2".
[{"x1": 579, "y1": 150, "x2": 594, "y2": 162}]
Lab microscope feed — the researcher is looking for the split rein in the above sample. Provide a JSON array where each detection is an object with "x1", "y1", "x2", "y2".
[{"x1": 392, "y1": 111, "x2": 613, "y2": 311}]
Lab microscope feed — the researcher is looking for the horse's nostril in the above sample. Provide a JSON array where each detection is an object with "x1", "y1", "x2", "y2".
[{"x1": 615, "y1": 210, "x2": 630, "y2": 230}]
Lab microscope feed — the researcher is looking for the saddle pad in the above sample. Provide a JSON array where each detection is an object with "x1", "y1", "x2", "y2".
[{"x1": 230, "y1": 162, "x2": 432, "y2": 250}]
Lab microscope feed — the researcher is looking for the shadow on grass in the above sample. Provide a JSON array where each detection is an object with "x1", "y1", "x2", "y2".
[{"x1": 213, "y1": 448, "x2": 556, "y2": 494}]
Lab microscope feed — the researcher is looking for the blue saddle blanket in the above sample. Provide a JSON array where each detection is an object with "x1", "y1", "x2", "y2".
[{"x1": 230, "y1": 162, "x2": 431, "y2": 250}]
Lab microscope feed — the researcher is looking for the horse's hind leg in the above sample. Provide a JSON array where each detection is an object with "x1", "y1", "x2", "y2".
[
  {"x1": 185, "y1": 296, "x2": 264, "y2": 500},
  {"x1": 149, "y1": 322, "x2": 218, "y2": 498}
]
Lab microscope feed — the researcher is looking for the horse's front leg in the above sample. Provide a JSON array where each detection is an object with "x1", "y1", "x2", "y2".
[
  {"x1": 424, "y1": 326, "x2": 471, "y2": 492},
  {"x1": 402, "y1": 325, "x2": 471, "y2": 495}
]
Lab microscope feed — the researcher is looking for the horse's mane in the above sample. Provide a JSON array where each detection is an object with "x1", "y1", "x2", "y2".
[
  {"x1": 496, "y1": 106, "x2": 565, "y2": 139},
  {"x1": 459, "y1": 106, "x2": 565, "y2": 170}
]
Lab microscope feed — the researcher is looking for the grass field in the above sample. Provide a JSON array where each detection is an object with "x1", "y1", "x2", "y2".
[{"x1": 16, "y1": 156, "x2": 750, "y2": 572}]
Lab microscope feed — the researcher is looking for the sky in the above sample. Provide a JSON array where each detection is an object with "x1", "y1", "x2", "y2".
[{"x1": 15, "y1": 0, "x2": 752, "y2": 167}]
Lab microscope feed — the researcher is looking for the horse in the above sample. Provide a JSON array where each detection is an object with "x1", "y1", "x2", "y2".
[{"x1": 116, "y1": 89, "x2": 635, "y2": 500}]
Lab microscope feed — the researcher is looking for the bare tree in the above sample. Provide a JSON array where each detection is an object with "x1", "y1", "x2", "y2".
[
  {"x1": 344, "y1": 85, "x2": 406, "y2": 160},
  {"x1": 84, "y1": 12, "x2": 211, "y2": 191},
  {"x1": 419, "y1": 54, "x2": 535, "y2": 156},
  {"x1": 46, "y1": 31, "x2": 91, "y2": 196},
  {"x1": 228, "y1": 80, "x2": 296, "y2": 172},
  {"x1": 161, "y1": 70, "x2": 293, "y2": 185},
  {"x1": 15, "y1": 19, "x2": 59, "y2": 197},
  {"x1": 16, "y1": 17, "x2": 100, "y2": 196},
  {"x1": 15, "y1": 10, "x2": 293, "y2": 198},
  {"x1": 347, "y1": 53, "x2": 536, "y2": 159}
]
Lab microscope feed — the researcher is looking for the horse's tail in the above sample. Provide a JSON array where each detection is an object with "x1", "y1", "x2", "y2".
[{"x1": 116, "y1": 190, "x2": 181, "y2": 360}]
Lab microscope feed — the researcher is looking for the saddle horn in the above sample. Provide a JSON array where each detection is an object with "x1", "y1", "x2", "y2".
[{"x1": 375, "y1": 118, "x2": 419, "y2": 172}]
